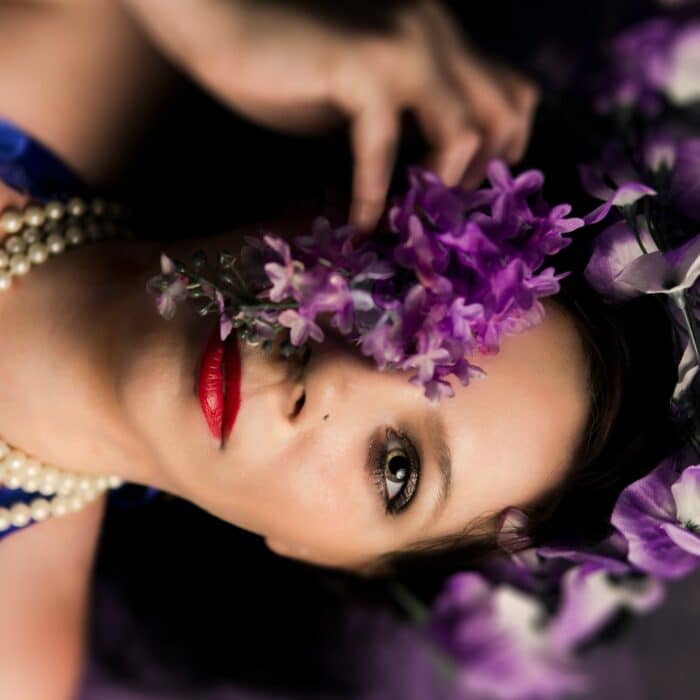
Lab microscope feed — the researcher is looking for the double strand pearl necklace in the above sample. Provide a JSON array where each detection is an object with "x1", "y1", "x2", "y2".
[{"x1": 0, "y1": 198, "x2": 127, "y2": 532}]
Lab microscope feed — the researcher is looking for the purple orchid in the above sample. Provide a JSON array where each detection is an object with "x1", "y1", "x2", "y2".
[
  {"x1": 429, "y1": 572, "x2": 585, "y2": 700},
  {"x1": 611, "y1": 461, "x2": 700, "y2": 579}
]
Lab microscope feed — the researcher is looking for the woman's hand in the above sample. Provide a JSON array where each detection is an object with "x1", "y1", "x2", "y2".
[{"x1": 122, "y1": 0, "x2": 539, "y2": 233}]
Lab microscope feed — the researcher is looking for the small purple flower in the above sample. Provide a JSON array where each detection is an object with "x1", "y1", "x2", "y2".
[
  {"x1": 262, "y1": 234, "x2": 306, "y2": 302},
  {"x1": 145, "y1": 253, "x2": 189, "y2": 320},
  {"x1": 611, "y1": 461, "x2": 700, "y2": 579},
  {"x1": 277, "y1": 308, "x2": 324, "y2": 346}
]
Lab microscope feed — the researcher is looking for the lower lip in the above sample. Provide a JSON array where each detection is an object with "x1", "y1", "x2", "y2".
[{"x1": 198, "y1": 325, "x2": 242, "y2": 445}]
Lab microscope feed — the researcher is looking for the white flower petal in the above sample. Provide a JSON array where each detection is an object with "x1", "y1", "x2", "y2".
[
  {"x1": 666, "y1": 25, "x2": 700, "y2": 105},
  {"x1": 671, "y1": 465, "x2": 700, "y2": 525}
]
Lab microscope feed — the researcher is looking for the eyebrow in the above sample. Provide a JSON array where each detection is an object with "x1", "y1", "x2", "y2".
[{"x1": 425, "y1": 412, "x2": 452, "y2": 522}]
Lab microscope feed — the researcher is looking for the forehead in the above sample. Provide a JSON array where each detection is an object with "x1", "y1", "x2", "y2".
[{"x1": 426, "y1": 299, "x2": 591, "y2": 537}]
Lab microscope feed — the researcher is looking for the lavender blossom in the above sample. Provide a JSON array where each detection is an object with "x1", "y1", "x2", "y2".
[{"x1": 611, "y1": 461, "x2": 700, "y2": 579}]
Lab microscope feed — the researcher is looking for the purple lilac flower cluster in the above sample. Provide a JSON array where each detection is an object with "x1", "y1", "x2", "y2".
[
  {"x1": 148, "y1": 160, "x2": 582, "y2": 402},
  {"x1": 262, "y1": 162, "x2": 580, "y2": 401}
]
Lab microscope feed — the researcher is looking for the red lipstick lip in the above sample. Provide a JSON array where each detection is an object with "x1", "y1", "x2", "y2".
[{"x1": 197, "y1": 325, "x2": 242, "y2": 446}]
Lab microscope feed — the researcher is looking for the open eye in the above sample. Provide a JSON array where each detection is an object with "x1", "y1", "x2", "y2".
[
  {"x1": 378, "y1": 429, "x2": 420, "y2": 514},
  {"x1": 384, "y1": 450, "x2": 412, "y2": 499}
]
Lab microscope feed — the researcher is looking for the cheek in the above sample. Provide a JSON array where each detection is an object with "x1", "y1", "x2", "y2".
[{"x1": 258, "y1": 429, "x2": 377, "y2": 562}]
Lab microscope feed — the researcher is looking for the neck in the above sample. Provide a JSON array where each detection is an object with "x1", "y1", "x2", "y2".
[{"x1": 0, "y1": 235, "x2": 174, "y2": 491}]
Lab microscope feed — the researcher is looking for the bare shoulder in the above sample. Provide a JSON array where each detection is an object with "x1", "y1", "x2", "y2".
[{"x1": 0, "y1": 495, "x2": 107, "y2": 699}]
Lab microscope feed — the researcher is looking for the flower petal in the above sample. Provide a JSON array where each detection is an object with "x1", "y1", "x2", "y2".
[{"x1": 670, "y1": 464, "x2": 700, "y2": 526}]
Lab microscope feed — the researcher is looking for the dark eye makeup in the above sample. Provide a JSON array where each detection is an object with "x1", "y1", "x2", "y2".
[{"x1": 369, "y1": 427, "x2": 421, "y2": 516}]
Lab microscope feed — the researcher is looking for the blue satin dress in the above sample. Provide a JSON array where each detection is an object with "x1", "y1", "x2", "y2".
[{"x1": 0, "y1": 117, "x2": 157, "y2": 541}]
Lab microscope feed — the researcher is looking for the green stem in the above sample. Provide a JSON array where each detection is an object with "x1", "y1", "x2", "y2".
[
  {"x1": 672, "y1": 290, "x2": 700, "y2": 365},
  {"x1": 387, "y1": 580, "x2": 430, "y2": 626}
]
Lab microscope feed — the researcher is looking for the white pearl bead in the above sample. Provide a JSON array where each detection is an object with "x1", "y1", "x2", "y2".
[
  {"x1": 4, "y1": 235, "x2": 25, "y2": 254},
  {"x1": 21, "y1": 477, "x2": 40, "y2": 492},
  {"x1": 9, "y1": 254, "x2": 30, "y2": 276},
  {"x1": 0, "y1": 270, "x2": 11, "y2": 291},
  {"x1": 50, "y1": 496, "x2": 69, "y2": 517},
  {"x1": 84, "y1": 487, "x2": 97, "y2": 501},
  {"x1": 67, "y1": 198, "x2": 86, "y2": 217},
  {"x1": 10, "y1": 503, "x2": 31, "y2": 527},
  {"x1": 45, "y1": 201, "x2": 64, "y2": 220},
  {"x1": 24, "y1": 459, "x2": 41, "y2": 478},
  {"x1": 6, "y1": 451, "x2": 25, "y2": 471},
  {"x1": 65, "y1": 226, "x2": 84, "y2": 246},
  {"x1": 23, "y1": 206, "x2": 45, "y2": 227},
  {"x1": 58, "y1": 475, "x2": 76, "y2": 495},
  {"x1": 41, "y1": 467, "x2": 59, "y2": 483},
  {"x1": 107, "y1": 475, "x2": 123, "y2": 488},
  {"x1": 0, "y1": 250, "x2": 8, "y2": 268},
  {"x1": 0, "y1": 441, "x2": 8, "y2": 459},
  {"x1": 0, "y1": 209, "x2": 22, "y2": 234},
  {"x1": 39, "y1": 482, "x2": 58, "y2": 496},
  {"x1": 45, "y1": 232, "x2": 65, "y2": 255},
  {"x1": 95, "y1": 476, "x2": 108, "y2": 491},
  {"x1": 30, "y1": 498, "x2": 51, "y2": 522},
  {"x1": 5, "y1": 474, "x2": 22, "y2": 489},
  {"x1": 0, "y1": 508, "x2": 10, "y2": 531},
  {"x1": 68, "y1": 494, "x2": 84, "y2": 512},
  {"x1": 22, "y1": 227, "x2": 41, "y2": 244},
  {"x1": 27, "y1": 242, "x2": 49, "y2": 265},
  {"x1": 77, "y1": 477, "x2": 94, "y2": 492}
]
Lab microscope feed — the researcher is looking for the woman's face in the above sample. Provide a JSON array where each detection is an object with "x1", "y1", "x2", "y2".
[
  {"x1": 0, "y1": 232, "x2": 591, "y2": 573},
  {"x1": 112, "y1": 238, "x2": 592, "y2": 572}
]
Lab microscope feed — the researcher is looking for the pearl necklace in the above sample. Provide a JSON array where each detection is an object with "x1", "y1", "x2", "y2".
[
  {"x1": 0, "y1": 198, "x2": 127, "y2": 532},
  {"x1": 0, "y1": 197, "x2": 125, "y2": 290}
]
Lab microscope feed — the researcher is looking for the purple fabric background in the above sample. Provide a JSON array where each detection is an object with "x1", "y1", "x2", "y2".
[{"x1": 79, "y1": 569, "x2": 700, "y2": 700}]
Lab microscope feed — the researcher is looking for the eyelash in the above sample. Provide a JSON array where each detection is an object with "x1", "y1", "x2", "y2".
[{"x1": 372, "y1": 428, "x2": 421, "y2": 516}]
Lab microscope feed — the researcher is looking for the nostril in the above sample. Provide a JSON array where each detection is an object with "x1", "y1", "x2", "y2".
[{"x1": 291, "y1": 386, "x2": 306, "y2": 418}]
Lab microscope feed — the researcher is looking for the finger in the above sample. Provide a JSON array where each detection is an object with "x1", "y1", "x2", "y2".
[
  {"x1": 413, "y1": 77, "x2": 481, "y2": 186},
  {"x1": 494, "y1": 69, "x2": 540, "y2": 163},
  {"x1": 348, "y1": 103, "x2": 401, "y2": 235}
]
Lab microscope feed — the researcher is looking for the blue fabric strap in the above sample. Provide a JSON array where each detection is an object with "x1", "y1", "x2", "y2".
[{"x1": 0, "y1": 118, "x2": 88, "y2": 200}]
